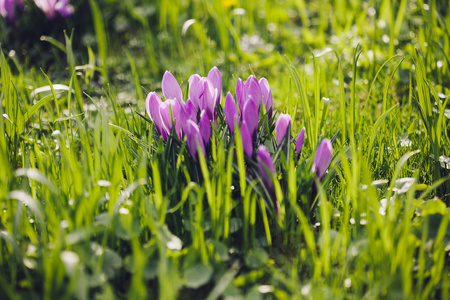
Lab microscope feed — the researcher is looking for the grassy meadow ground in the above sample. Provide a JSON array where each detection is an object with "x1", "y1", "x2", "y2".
[{"x1": 1, "y1": 0, "x2": 450, "y2": 299}]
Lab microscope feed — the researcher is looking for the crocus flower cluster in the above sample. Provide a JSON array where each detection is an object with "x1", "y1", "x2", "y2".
[
  {"x1": 145, "y1": 67, "x2": 333, "y2": 214},
  {"x1": 0, "y1": 0, "x2": 73, "y2": 22},
  {"x1": 145, "y1": 67, "x2": 222, "y2": 162}
]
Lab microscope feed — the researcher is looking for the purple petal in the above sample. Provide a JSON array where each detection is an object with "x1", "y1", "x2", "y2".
[
  {"x1": 200, "y1": 78, "x2": 216, "y2": 120},
  {"x1": 146, "y1": 92, "x2": 164, "y2": 137},
  {"x1": 185, "y1": 99, "x2": 197, "y2": 122},
  {"x1": 312, "y1": 139, "x2": 333, "y2": 180},
  {"x1": 34, "y1": 0, "x2": 57, "y2": 19},
  {"x1": 55, "y1": 0, "x2": 73, "y2": 17},
  {"x1": 224, "y1": 92, "x2": 239, "y2": 135},
  {"x1": 159, "y1": 102, "x2": 172, "y2": 140},
  {"x1": 0, "y1": 0, "x2": 15, "y2": 20},
  {"x1": 207, "y1": 66, "x2": 222, "y2": 104},
  {"x1": 199, "y1": 110, "x2": 211, "y2": 147},
  {"x1": 236, "y1": 78, "x2": 245, "y2": 112},
  {"x1": 275, "y1": 113, "x2": 292, "y2": 145},
  {"x1": 146, "y1": 92, "x2": 161, "y2": 118},
  {"x1": 157, "y1": 99, "x2": 183, "y2": 139},
  {"x1": 257, "y1": 145, "x2": 276, "y2": 175},
  {"x1": 241, "y1": 122, "x2": 253, "y2": 157},
  {"x1": 259, "y1": 77, "x2": 273, "y2": 118},
  {"x1": 245, "y1": 75, "x2": 262, "y2": 109},
  {"x1": 242, "y1": 98, "x2": 258, "y2": 140},
  {"x1": 186, "y1": 120, "x2": 206, "y2": 162},
  {"x1": 162, "y1": 71, "x2": 183, "y2": 102},
  {"x1": 168, "y1": 99, "x2": 183, "y2": 140},
  {"x1": 188, "y1": 74, "x2": 201, "y2": 110},
  {"x1": 295, "y1": 127, "x2": 305, "y2": 159}
]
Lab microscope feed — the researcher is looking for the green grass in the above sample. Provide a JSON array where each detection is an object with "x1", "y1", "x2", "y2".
[{"x1": 1, "y1": 0, "x2": 450, "y2": 299}]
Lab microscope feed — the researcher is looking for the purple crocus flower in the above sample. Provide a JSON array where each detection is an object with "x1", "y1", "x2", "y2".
[
  {"x1": 34, "y1": 0, "x2": 74, "y2": 19},
  {"x1": 0, "y1": 0, "x2": 16, "y2": 21},
  {"x1": 242, "y1": 98, "x2": 258, "y2": 140},
  {"x1": 312, "y1": 139, "x2": 333, "y2": 180},
  {"x1": 295, "y1": 127, "x2": 305, "y2": 159},
  {"x1": 189, "y1": 76, "x2": 217, "y2": 120},
  {"x1": 235, "y1": 75, "x2": 271, "y2": 120},
  {"x1": 199, "y1": 110, "x2": 211, "y2": 148},
  {"x1": 275, "y1": 113, "x2": 292, "y2": 145},
  {"x1": 186, "y1": 120, "x2": 206, "y2": 162},
  {"x1": 257, "y1": 145, "x2": 279, "y2": 213},
  {"x1": 236, "y1": 75, "x2": 263, "y2": 112},
  {"x1": 259, "y1": 78, "x2": 273, "y2": 119},
  {"x1": 224, "y1": 92, "x2": 239, "y2": 135},
  {"x1": 145, "y1": 83, "x2": 183, "y2": 141},
  {"x1": 153, "y1": 71, "x2": 185, "y2": 140},
  {"x1": 240, "y1": 122, "x2": 253, "y2": 157},
  {"x1": 188, "y1": 66, "x2": 222, "y2": 117}
]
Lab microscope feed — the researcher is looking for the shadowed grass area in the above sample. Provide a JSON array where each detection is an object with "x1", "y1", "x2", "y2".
[{"x1": 0, "y1": 0, "x2": 449, "y2": 299}]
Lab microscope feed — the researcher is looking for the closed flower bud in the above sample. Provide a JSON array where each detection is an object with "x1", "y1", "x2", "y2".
[
  {"x1": 295, "y1": 127, "x2": 305, "y2": 159},
  {"x1": 224, "y1": 92, "x2": 239, "y2": 135},
  {"x1": 275, "y1": 113, "x2": 292, "y2": 145},
  {"x1": 312, "y1": 139, "x2": 333, "y2": 180}
]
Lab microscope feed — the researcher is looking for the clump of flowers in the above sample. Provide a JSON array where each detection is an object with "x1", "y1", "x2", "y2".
[
  {"x1": 144, "y1": 67, "x2": 333, "y2": 215},
  {"x1": 145, "y1": 67, "x2": 222, "y2": 162}
]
